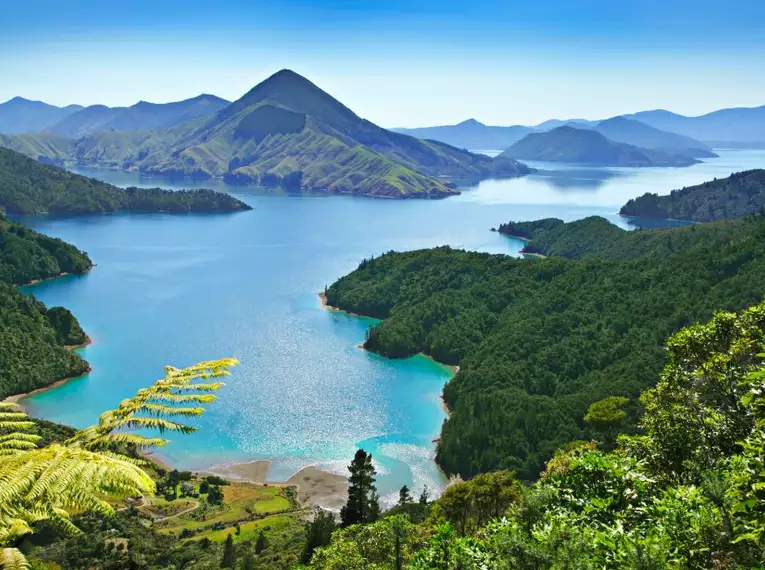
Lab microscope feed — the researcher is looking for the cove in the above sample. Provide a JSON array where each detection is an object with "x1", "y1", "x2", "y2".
[{"x1": 17, "y1": 149, "x2": 765, "y2": 505}]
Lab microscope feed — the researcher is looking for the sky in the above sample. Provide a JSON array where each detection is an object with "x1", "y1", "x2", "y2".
[{"x1": 2, "y1": 0, "x2": 765, "y2": 127}]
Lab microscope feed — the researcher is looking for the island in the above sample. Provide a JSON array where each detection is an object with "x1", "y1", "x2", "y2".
[
  {"x1": 500, "y1": 125, "x2": 700, "y2": 167},
  {"x1": 0, "y1": 70, "x2": 533, "y2": 199},
  {"x1": 0, "y1": 147, "x2": 252, "y2": 215},
  {"x1": 620, "y1": 169, "x2": 765, "y2": 222}
]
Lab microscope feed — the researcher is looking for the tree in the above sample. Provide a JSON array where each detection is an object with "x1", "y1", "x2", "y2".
[
  {"x1": 255, "y1": 529, "x2": 267, "y2": 554},
  {"x1": 398, "y1": 485, "x2": 412, "y2": 506},
  {"x1": 419, "y1": 485, "x2": 430, "y2": 506},
  {"x1": 0, "y1": 358, "x2": 238, "y2": 570},
  {"x1": 207, "y1": 485, "x2": 224, "y2": 505},
  {"x1": 584, "y1": 396, "x2": 629, "y2": 447},
  {"x1": 221, "y1": 533, "x2": 235, "y2": 568},
  {"x1": 199, "y1": 480, "x2": 210, "y2": 494},
  {"x1": 302, "y1": 509, "x2": 336, "y2": 563},
  {"x1": 340, "y1": 449, "x2": 379, "y2": 527},
  {"x1": 241, "y1": 550, "x2": 255, "y2": 570}
]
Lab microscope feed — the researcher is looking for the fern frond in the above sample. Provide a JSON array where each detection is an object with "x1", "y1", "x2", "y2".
[
  {"x1": 1, "y1": 547, "x2": 30, "y2": 570},
  {"x1": 68, "y1": 358, "x2": 238, "y2": 452}
]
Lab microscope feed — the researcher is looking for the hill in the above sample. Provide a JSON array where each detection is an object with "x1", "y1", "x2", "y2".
[
  {"x1": 46, "y1": 94, "x2": 230, "y2": 138},
  {"x1": 594, "y1": 116, "x2": 716, "y2": 158},
  {"x1": 620, "y1": 169, "x2": 765, "y2": 222},
  {"x1": 325, "y1": 213, "x2": 765, "y2": 479},
  {"x1": 0, "y1": 70, "x2": 532, "y2": 198},
  {"x1": 0, "y1": 216, "x2": 92, "y2": 399},
  {"x1": 0, "y1": 147, "x2": 251, "y2": 215},
  {"x1": 628, "y1": 105, "x2": 765, "y2": 145},
  {"x1": 500, "y1": 125, "x2": 700, "y2": 166},
  {"x1": 0, "y1": 97, "x2": 83, "y2": 135},
  {"x1": 392, "y1": 119, "x2": 534, "y2": 150}
]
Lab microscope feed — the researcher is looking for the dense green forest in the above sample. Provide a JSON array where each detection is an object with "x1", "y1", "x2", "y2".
[
  {"x1": 620, "y1": 169, "x2": 765, "y2": 221},
  {"x1": 305, "y1": 302, "x2": 765, "y2": 568},
  {"x1": 0, "y1": 147, "x2": 252, "y2": 215},
  {"x1": 0, "y1": 215, "x2": 92, "y2": 399},
  {"x1": 326, "y1": 214, "x2": 765, "y2": 479}
]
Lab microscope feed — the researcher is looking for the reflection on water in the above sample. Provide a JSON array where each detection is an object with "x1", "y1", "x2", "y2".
[{"x1": 530, "y1": 168, "x2": 625, "y2": 191}]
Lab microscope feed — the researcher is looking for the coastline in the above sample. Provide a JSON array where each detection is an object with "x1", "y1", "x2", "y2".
[{"x1": 3, "y1": 336, "x2": 92, "y2": 408}]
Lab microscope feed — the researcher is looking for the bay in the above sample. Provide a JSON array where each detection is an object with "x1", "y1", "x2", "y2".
[{"x1": 18, "y1": 149, "x2": 765, "y2": 505}]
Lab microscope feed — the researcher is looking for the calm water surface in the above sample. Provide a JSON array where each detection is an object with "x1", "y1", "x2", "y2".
[{"x1": 19, "y1": 149, "x2": 765, "y2": 504}]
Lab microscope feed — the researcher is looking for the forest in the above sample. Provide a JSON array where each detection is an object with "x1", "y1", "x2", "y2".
[
  {"x1": 326, "y1": 213, "x2": 765, "y2": 479},
  {"x1": 0, "y1": 215, "x2": 92, "y2": 399},
  {"x1": 0, "y1": 147, "x2": 252, "y2": 215},
  {"x1": 619, "y1": 168, "x2": 765, "y2": 222}
]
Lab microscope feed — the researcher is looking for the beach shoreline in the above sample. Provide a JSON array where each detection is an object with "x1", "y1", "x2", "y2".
[{"x1": 3, "y1": 336, "x2": 92, "y2": 408}]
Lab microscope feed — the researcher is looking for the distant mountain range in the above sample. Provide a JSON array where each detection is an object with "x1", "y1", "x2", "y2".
[
  {"x1": 0, "y1": 70, "x2": 531, "y2": 198},
  {"x1": 593, "y1": 117, "x2": 716, "y2": 158},
  {"x1": 500, "y1": 126, "x2": 700, "y2": 167},
  {"x1": 0, "y1": 98, "x2": 83, "y2": 135},
  {"x1": 392, "y1": 119, "x2": 535, "y2": 151},
  {"x1": 0, "y1": 94, "x2": 230, "y2": 137},
  {"x1": 625, "y1": 107, "x2": 765, "y2": 145}
]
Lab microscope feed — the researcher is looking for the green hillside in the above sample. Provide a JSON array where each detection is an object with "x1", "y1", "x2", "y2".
[
  {"x1": 620, "y1": 169, "x2": 765, "y2": 221},
  {"x1": 326, "y1": 214, "x2": 765, "y2": 479},
  {"x1": 501, "y1": 125, "x2": 700, "y2": 166},
  {"x1": 0, "y1": 216, "x2": 92, "y2": 399},
  {"x1": 0, "y1": 70, "x2": 532, "y2": 198},
  {"x1": 0, "y1": 147, "x2": 251, "y2": 215}
]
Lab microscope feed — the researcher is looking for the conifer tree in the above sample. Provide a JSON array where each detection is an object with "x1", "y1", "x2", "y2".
[
  {"x1": 255, "y1": 529, "x2": 267, "y2": 554},
  {"x1": 398, "y1": 485, "x2": 412, "y2": 506},
  {"x1": 221, "y1": 533, "x2": 235, "y2": 568},
  {"x1": 340, "y1": 449, "x2": 379, "y2": 526}
]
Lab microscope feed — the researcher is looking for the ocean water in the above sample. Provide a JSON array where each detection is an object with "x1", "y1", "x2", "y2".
[{"x1": 18, "y1": 149, "x2": 765, "y2": 505}]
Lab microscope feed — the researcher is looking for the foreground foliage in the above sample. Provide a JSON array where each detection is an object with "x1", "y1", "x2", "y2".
[
  {"x1": 0, "y1": 358, "x2": 237, "y2": 569},
  {"x1": 307, "y1": 303, "x2": 765, "y2": 569},
  {"x1": 327, "y1": 214, "x2": 765, "y2": 479}
]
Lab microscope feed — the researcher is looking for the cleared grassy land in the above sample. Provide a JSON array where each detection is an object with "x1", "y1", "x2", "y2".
[{"x1": 191, "y1": 515, "x2": 297, "y2": 543}]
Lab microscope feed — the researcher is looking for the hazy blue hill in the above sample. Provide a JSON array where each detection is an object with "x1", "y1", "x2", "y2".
[
  {"x1": 594, "y1": 116, "x2": 716, "y2": 158},
  {"x1": 392, "y1": 119, "x2": 535, "y2": 150},
  {"x1": 0, "y1": 147, "x2": 251, "y2": 215},
  {"x1": 0, "y1": 97, "x2": 83, "y2": 135},
  {"x1": 533, "y1": 118, "x2": 597, "y2": 130},
  {"x1": 620, "y1": 169, "x2": 765, "y2": 222},
  {"x1": 501, "y1": 125, "x2": 700, "y2": 166},
  {"x1": 46, "y1": 94, "x2": 229, "y2": 138},
  {"x1": 628, "y1": 105, "x2": 765, "y2": 144}
]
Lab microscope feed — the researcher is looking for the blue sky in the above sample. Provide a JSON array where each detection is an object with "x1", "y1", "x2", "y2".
[{"x1": 2, "y1": 0, "x2": 765, "y2": 127}]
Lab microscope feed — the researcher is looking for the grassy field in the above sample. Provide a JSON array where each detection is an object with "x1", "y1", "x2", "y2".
[{"x1": 192, "y1": 515, "x2": 297, "y2": 543}]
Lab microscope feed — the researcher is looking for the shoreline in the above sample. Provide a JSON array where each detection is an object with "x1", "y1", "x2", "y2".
[
  {"x1": 3, "y1": 336, "x2": 93, "y2": 408},
  {"x1": 204, "y1": 459, "x2": 349, "y2": 511}
]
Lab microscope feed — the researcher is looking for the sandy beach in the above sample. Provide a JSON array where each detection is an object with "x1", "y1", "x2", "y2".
[{"x1": 207, "y1": 460, "x2": 349, "y2": 510}]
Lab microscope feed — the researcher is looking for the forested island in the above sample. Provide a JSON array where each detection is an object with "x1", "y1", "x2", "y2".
[
  {"x1": 501, "y1": 125, "x2": 700, "y2": 166},
  {"x1": 326, "y1": 213, "x2": 765, "y2": 480},
  {"x1": 0, "y1": 147, "x2": 252, "y2": 215},
  {"x1": 620, "y1": 168, "x2": 765, "y2": 222}
]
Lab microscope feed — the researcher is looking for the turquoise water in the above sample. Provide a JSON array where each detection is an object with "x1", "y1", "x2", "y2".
[{"x1": 18, "y1": 149, "x2": 765, "y2": 505}]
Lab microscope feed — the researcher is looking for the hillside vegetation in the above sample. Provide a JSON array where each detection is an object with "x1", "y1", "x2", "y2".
[
  {"x1": 0, "y1": 147, "x2": 251, "y2": 215},
  {"x1": 326, "y1": 214, "x2": 765, "y2": 479},
  {"x1": 620, "y1": 169, "x2": 765, "y2": 222},
  {"x1": 0, "y1": 216, "x2": 92, "y2": 398}
]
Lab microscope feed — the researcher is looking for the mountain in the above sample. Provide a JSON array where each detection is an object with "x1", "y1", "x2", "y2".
[
  {"x1": 325, "y1": 212, "x2": 765, "y2": 479},
  {"x1": 533, "y1": 118, "x2": 597, "y2": 130},
  {"x1": 391, "y1": 119, "x2": 534, "y2": 150},
  {"x1": 594, "y1": 116, "x2": 716, "y2": 158},
  {"x1": 0, "y1": 147, "x2": 251, "y2": 215},
  {"x1": 627, "y1": 106, "x2": 765, "y2": 144},
  {"x1": 0, "y1": 70, "x2": 532, "y2": 198},
  {"x1": 500, "y1": 126, "x2": 700, "y2": 166},
  {"x1": 0, "y1": 97, "x2": 83, "y2": 134},
  {"x1": 46, "y1": 94, "x2": 230, "y2": 138},
  {"x1": 620, "y1": 169, "x2": 765, "y2": 222}
]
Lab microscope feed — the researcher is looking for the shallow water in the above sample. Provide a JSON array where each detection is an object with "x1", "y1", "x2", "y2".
[{"x1": 18, "y1": 149, "x2": 765, "y2": 504}]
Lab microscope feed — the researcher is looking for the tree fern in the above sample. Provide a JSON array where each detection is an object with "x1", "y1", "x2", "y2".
[{"x1": 0, "y1": 358, "x2": 237, "y2": 569}]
